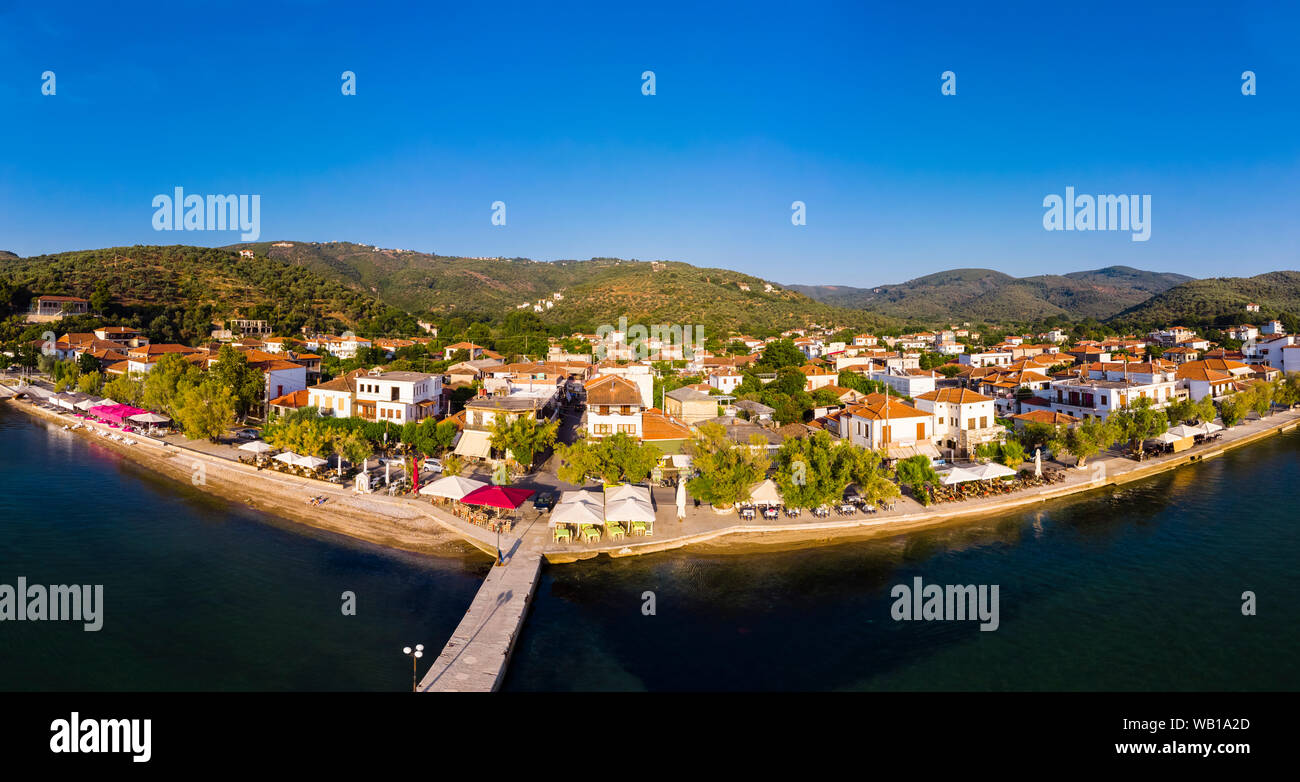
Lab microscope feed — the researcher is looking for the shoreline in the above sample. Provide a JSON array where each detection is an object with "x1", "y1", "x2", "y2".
[
  {"x1": 7, "y1": 394, "x2": 1299, "y2": 564},
  {"x1": 3, "y1": 397, "x2": 488, "y2": 562}
]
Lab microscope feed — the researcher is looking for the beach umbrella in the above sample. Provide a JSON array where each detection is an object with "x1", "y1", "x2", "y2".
[
  {"x1": 75, "y1": 398, "x2": 104, "y2": 411},
  {"x1": 238, "y1": 440, "x2": 273, "y2": 453},
  {"x1": 938, "y1": 466, "x2": 979, "y2": 485},
  {"x1": 418, "y1": 475, "x2": 487, "y2": 500},
  {"x1": 550, "y1": 498, "x2": 604, "y2": 526},
  {"x1": 295, "y1": 454, "x2": 328, "y2": 469},
  {"x1": 676, "y1": 478, "x2": 686, "y2": 521},
  {"x1": 605, "y1": 483, "x2": 649, "y2": 503},
  {"x1": 460, "y1": 485, "x2": 535, "y2": 510},
  {"x1": 605, "y1": 496, "x2": 655, "y2": 523},
  {"x1": 129, "y1": 412, "x2": 170, "y2": 424},
  {"x1": 273, "y1": 451, "x2": 301, "y2": 464},
  {"x1": 1199, "y1": 421, "x2": 1224, "y2": 434},
  {"x1": 967, "y1": 462, "x2": 1017, "y2": 481},
  {"x1": 1167, "y1": 424, "x2": 1201, "y2": 439},
  {"x1": 747, "y1": 479, "x2": 782, "y2": 506}
]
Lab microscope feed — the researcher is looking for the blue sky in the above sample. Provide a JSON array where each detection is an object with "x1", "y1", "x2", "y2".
[{"x1": 1, "y1": 0, "x2": 1297, "y2": 286}]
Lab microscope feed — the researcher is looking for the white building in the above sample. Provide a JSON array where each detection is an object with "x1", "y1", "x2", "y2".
[{"x1": 958, "y1": 350, "x2": 1013, "y2": 368}]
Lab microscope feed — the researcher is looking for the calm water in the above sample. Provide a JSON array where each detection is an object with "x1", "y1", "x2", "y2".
[
  {"x1": 4, "y1": 405, "x2": 1298, "y2": 691},
  {"x1": 505, "y1": 428, "x2": 1300, "y2": 691},
  {"x1": 0, "y1": 406, "x2": 492, "y2": 691}
]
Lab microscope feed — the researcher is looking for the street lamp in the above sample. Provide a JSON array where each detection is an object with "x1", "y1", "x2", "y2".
[{"x1": 402, "y1": 644, "x2": 424, "y2": 692}]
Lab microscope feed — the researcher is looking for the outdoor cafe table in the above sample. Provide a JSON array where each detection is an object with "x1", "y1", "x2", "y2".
[
  {"x1": 554, "y1": 526, "x2": 573, "y2": 543},
  {"x1": 630, "y1": 520, "x2": 648, "y2": 536},
  {"x1": 739, "y1": 507, "x2": 756, "y2": 520},
  {"x1": 580, "y1": 525, "x2": 600, "y2": 543}
]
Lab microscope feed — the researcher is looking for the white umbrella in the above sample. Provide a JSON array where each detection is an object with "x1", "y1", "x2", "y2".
[
  {"x1": 1152, "y1": 431, "x2": 1182, "y2": 444},
  {"x1": 676, "y1": 479, "x2": 686, "y2": 521},
  {"x1": 273, "y1": 451, "x2": 301, "y2": 464},
  {"x1": 605, "y1": 496, "x2": 655, "y2": 523},
  {"x1": 239, "y1": 440, "x2": 273, "y2": 453},
  {"x1": 605, "y1": 483, "x2": 650, "y2": 503},
  {"x1": 75, "y1": 398, "x2": 104, "y2": 411},
  {"x1": 418, "y1": 475, "x2": 487, "y2": 500},
  {"x1": 559, "y1": 489, "x2": 604, "y2": 508},
  {"x1": 938, "y1": 466, "x2": 979, "y2": 485},
  {"x1": 1167, "y1": 424, "x2": 1201, "y2": 439},
  {"x1": 129, "y1": 412, "x2": 170, "y2": 424},
  {"x1": 294, "y1": 454, "x2": 328, "y2": 469},
  {"x1": 1199, "y1": 421, "x2": 1224, "y2": 434},
  {"x1": 747, "y1": 478, "x2": 782, "y2": 506},
  {"x1": 1034, "y1": 448, "x2": 1042, "y2": 478},
  {"x1": 967, "y1": 462, "x2": 1017, "y2": 480},
  {"x1": 551, "y1": 499, "x2": 605, "y2": 526}
]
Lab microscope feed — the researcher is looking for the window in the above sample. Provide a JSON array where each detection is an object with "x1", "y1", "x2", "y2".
[
  {"x1": 979, "y1": 416, "x2": 987, "y2": 428},
  {"x1": 594, "y1": 424, "x2": 611, "y2": 435},
  {"x1": 617, "y1": 424, "x2": 636, "y2": 434},
  {"x1": 966, "y1": 418, "x2": 975, "y2": 429}
]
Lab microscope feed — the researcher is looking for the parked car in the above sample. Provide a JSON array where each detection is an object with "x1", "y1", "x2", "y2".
[
  {"x1": 232, "y1": 428, "x2": 260, "y2": 440},
  {"x1": 532, "y1": 491, "x2": 558, "y2": 513},
  {"x1": 422, "y1": 457, "x2": 443, "y2": 472}
]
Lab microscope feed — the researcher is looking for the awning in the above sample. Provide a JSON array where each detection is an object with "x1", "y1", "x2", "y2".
[
  {"x1": 273, "y1": 451, "x2": 301, "y2": 464},
  {"x1": 453, "y1": 429, "x2": 492, "y2": 459},
  {"x1": 238, "y1": 440, "x2": 274, "y2": 453},
  {"x1": 885, "y1": 441, "x2": 941, "y2": 461}
]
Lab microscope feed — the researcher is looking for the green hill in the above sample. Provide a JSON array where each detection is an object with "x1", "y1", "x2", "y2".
[
  {"x1": 230, "y1": 241, "x2": 896, "y2": 337},
  {"x1": 0, "y1": 245, "x2": 419, "y2": 344},
  {"x1": 788, "y1": 266, "x2": 1192, "y2": 324},
  {"x1": 1107, "y1": 271, "x2": 1300, "y2": 329}
]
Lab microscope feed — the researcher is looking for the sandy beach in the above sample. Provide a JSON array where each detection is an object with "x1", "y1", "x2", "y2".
[{"x1": 5, "y1": 396, "x2": 484, "y2": 561}]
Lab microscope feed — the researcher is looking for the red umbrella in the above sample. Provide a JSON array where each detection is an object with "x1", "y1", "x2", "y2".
[{"x1": 459, "y1": 485, "x2": 535, "y2": 510}]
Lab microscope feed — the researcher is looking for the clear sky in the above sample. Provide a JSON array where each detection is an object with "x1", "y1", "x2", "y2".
[{"x1": 1, "y1": 0, "x2": 1297, "y2": 286}]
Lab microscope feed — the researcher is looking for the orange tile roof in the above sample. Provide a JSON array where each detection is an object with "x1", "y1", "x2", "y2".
[{"x1": 916, "y1": 387, "x2": 994, "y2": 404}]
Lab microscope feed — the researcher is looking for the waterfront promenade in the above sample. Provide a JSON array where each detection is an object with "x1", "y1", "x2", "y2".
[{"x1": 7, "y1": 376, "x2": 1300, "y2": 692}]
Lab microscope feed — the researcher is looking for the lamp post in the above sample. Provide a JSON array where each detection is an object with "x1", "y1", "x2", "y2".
[{"x1": 402, "y1": 644, "x2": 424, "y2": 692}]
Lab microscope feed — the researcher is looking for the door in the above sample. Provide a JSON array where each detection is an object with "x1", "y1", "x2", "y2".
[
  {"x1": 881, "y1": 425, "x2": 892, "y2": 444},
  {"x1": 916, "y1": 422, "x2": 925, "y2": 441}
]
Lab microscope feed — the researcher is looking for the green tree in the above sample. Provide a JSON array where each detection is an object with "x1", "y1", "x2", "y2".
[
  {"x1": 142, "y1": 353, "x2": 202, "y2": 418},
  {"x1": 175, "y1": 378, "x2": 236, "y2": 442},
  {"x1": 759, "y1": 339, "x2": 804, "y2": 370},
  {"x1": 1110, "y1": 397, "x2": 1168, "y2": 461},
  {"x1": 77, "y1": 352, "x2": 100, "y2": 375},
  {"x1": 895, "y1": 455, "x2": 940, "y2": 505},
  {"x1": 773, "y1": 431, "x2": 852, "y2": 509},
  {"x1": 998, "y1": 439, "x2": 1026, "y2": 469},
  {"x1": 685, "y1": 423, "x2": 770, "y2": 509},
  {"x1": 337, "y1": 429, "x2": 373, "y2": 469},
  {"x1": 1218, "y1": 396, "x2": 1244, "y2": 428},
  {"x1": 76, "y1": 370, "x2": 103, "y2": 395},
  {"x1": 211, "y1": 345, "x2": 266, "y2": 420},
  {"x1": 489, "y1": 415, "x2": 559, "y2": 470},
  {"x1": 103, "y1": 373, "x2": 144, "y2": 406},
  {"x1": 555, "y1": 432, "x2": 661, "y2": 485}
]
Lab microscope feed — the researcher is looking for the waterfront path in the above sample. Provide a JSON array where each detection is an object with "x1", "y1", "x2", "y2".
[{"x1": 417, "y1": 520, "x2": 548, "y2": 692}]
